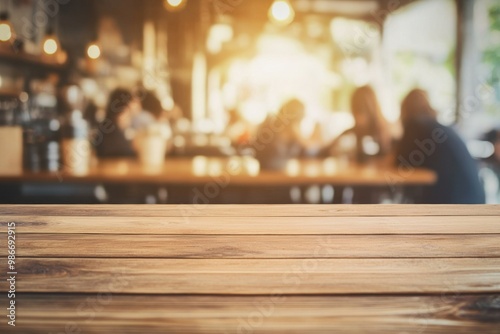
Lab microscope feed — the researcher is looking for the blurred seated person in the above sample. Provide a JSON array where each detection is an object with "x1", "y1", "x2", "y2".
[
  {"x1": 131, "y1": 91, "x2": 157, "y2": 130},
  {"x1": 320, "y1": 86, "x2": 392, "y2": 204},
  {"x1": 167, "y1": 103, "x2": 191, "y2": 134},
  {"x1": 481, "y1": 129, "x2": 500, "y2": 203},
  {"x1": 134, "y1": 91, "x2": 173, "y2": 156},
  {"x1": 225, "y1": 108, "x2": 252, "y2": 148},
  {"x1": 253, "y1": 99, "x2": 307, "y2": 170},
  {"x1": 395, "y1": 89, "x2": 485, "y2": 204},
  {"x1": 95, "y1": 88, "x2": 140, "y2": 157},
  {"x1": 320, "y1": 85, "x2": 392, "y2": 162}
]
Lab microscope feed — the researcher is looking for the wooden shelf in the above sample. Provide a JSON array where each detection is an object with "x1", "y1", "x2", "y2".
[
  {"x1": 0, "y1": 48, "x2": 67, "y2": 72},
  {"x1": 0, "y1": 88, "x2": 21, "y2": 97}
]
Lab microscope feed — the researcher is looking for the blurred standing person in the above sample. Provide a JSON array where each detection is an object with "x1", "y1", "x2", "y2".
[
  {"x1": 396, "y1": 89, "x2": 485, "y2": 204},
  {"x1": 96, "y1": 88, "x2": 141, "y2": 157}
]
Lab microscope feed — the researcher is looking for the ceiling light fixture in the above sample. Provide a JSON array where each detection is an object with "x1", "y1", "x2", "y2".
[
  {"x1": 164, "y1": 0, "x2": 187, "y2": 12},
  {"x1": 87, "y1": 42, "x2": 101, "y2": 59},
  {"x1": 269, "y1": 0, "x2": 295, "y2": 26},
  {"x1": 0, "y1": 12, "x2": 14, "y2": 42}
]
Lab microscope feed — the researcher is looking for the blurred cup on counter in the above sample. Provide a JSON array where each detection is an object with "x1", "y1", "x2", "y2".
[
  {"x1": 135, "y1": 123, "x2": 171, "y2": 172},
  {"x1": 62, "y1": 137, "x2": 91, "y2": 176}
]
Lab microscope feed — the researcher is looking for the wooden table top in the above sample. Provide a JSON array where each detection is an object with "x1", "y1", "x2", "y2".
[
  {"x1": 0, "y1": 157, "x2": 437, "y2": 186},
  {"x1": 0, "y1": 204, "x2": 499, "y2": 333}
]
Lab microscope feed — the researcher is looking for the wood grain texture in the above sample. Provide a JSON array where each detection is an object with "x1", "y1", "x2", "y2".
[
  {"x1": 0, "y1": 294, "x2": 498, "y2": 334},
  {"x1": 2, "y1": 215, "x2": 499, "y2": 234},
  {"x1": 2, "y1": 234, "x2": 500, "y2": 258},
  {"x1": 1, "y1": 258, "x2": 499, "y2": 294},
  {"x1": 1, "y1": 204, "x2": 498, "y2": 216},
  {"x1": 0, "y1": 204, "x2": 498, "y2": 333}
]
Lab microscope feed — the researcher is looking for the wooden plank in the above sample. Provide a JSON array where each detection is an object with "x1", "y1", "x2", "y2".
[
  {"x1": 1, "y1": 215, "x2": 499, "y2": 235},
  {"x1": 2, "y1": 258, "x2": 499, "y2": 294},
  {"x1": 1, "y1": 204, "x2": 498, "y2": 217},
  {"x1": 0, "y1": 205, "x2": 497, "y2": 333},
  {"x1": 1, "y1": 294, "x2": 499, "y2": 334},
  {"x1": 3, "y1": 234, "x2": 500, "y2": 259}
]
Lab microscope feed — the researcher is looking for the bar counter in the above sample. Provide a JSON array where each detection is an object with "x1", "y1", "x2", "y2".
[{"x1": 0, "y1": 157, "x2": 436, "y2": 186}]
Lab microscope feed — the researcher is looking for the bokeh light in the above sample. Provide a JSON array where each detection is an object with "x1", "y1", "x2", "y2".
[
  {"x1": 269, "y1": 0, "x2": 295, "y2": 26},
  {"x1": 0, "y1": 23, "x2": 12, "y2": 42},
  {"x1": 87, "y1": 44, "x2": 101, "y2": 59},
  {"x1": 43, "y1": 38, "x2": 58, "y2": 55}
]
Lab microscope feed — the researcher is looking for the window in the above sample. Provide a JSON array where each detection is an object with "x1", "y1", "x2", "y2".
[{"x1": 383, "y1": 0, "x2": 457, "y2": 124}]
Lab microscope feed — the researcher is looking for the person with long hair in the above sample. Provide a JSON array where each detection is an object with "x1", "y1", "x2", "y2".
[
  {"x1": 396, "y1": 89, "x2": 485, "y2": 204},
  {"x1": 321, "y1": 85, "x2": 392, "y2": 162}
]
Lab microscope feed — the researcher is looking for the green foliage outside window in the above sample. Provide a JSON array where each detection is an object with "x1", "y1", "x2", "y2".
[{"x1": 483, "y1": 2, "x2": 500, "y2": 88}]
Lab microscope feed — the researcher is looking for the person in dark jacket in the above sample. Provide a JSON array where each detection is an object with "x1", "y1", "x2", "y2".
[
  {"x1": 396, "y1": 89, "x2": 485, "y2": 204},
  {"x1": 96, "y1": 88, "x2": 139, "y2": 157}
]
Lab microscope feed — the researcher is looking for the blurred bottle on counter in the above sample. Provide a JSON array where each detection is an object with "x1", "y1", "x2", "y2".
[
  {"x1": 19, "y1": 93, "x2": 41, "y2": 172},
  {"x1": 20, "y1": 77, "x2": 62, "y2": 173},
  {"x1": 60, "y1": 85, "x2": 91, "y2": 176}
]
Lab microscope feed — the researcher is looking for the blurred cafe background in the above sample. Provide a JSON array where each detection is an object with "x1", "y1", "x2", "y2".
[{"x1": 0, "y1": 0, "x2": 499, "y2": 204}]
